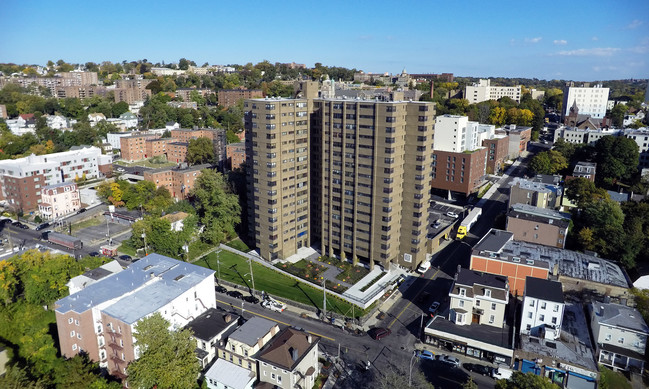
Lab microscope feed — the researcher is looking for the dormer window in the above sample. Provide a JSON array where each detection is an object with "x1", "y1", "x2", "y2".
[
  {"x1": 485, "y1": 289, "x2": 491, "y2": 298},
  {"x1": 459, "y1": 288, "x2": 466, "y2": 297}
]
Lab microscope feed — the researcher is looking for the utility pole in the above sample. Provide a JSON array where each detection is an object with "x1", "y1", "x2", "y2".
[
  {"x1": 216, "y1": 249, "x2": 221, "y2": 283},
  {"x1": 142, "y1": 232, "x2": 148, "y2": 256},
  {"x1": 409, "y1": 351, "x2": 418, "y2": 387},
  {"x1": 322, "y1": 278, "x2": 327, "y2": 319},
  {"x1": 248, "y1": 257, "x2": 256, "y2": 296}
]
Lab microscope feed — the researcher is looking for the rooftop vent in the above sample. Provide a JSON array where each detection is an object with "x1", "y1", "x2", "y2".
[{"x1": 173, "y1": 274, "x2": 185, "y2": 281}]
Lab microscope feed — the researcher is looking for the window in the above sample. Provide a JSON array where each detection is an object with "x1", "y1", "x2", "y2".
[
  {"x1": 529, "y1": 300, "x2": 535, "y2": 307},
  {"x1": 489, "y1": 315, "x2": 495, "y2": 324},
  {"x1": 540, "y1": 314, "x2": 545, "y2": 321},
  {"x1": 459, "y1": 300, "x2": 465, "y2": 307},
  {"x1": 72, "y1": 344, "x2": 77, "y2": 351},
  {"x1": 528, "y1": 312, "x2": 533, "y2": 319},
  {"x1": 271, "y1": 373, "x2": 276, "y2": 380},
  {"x1": 70, "y1": 331, "x2": 75, "y2": 337},
  {"x1": 456, "y1": 313, "x2": 464, "y2": 323},
  {"x1": 277, "y1": 376, "x2": 282, "y2": 383},
  {"x1": 553, "y1": 304, "x2": 559, "y2": 312},
  {"x1": 541, "y1": 302, "x2": 546, "y2": 310},
  {"x1": 459, "y1": 288, "x2": 466, "y2": 297},
  {"x1": 618, "y1": 337, "x2": 624, "y2": 344},
  {"x1": 485, "y1": 289, "x2": 491, "y2": 297},
  {"x1": 551, "y1": 317, "x2": 557, "y2": 324},
  {"x1": 491, "y1": 303, "x2": 496, "y2": 310},
  {"x1": 68, "y1": 318, "x2": 73, "y2": 324}
]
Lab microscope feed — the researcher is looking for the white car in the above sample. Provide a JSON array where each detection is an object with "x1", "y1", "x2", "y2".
[
  {"x1": 116, "y1": 168, "x2": 125, "y2": 172},
  {"x1": 437, "y1": 354, "x2": 460, "y2": 367},
  {"x1": 446, "y1": 212, "x2": 459, "y2": 219},
  {"x1": 417, "y1": 261, "x2": 431, "y2": 274},
  {"x1": 261, "y1": 300, "x2": 286, "y2": 312}
]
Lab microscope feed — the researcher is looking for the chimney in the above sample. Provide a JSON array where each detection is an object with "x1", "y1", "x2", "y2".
[
  {"x1": 224, "y1": 314, "x2": 233, "y2": 323},
  {"x1": 599, "y1": 306, "x2": 604, "y2": 316},
  {"x1": 307, "y1": 334, "x2": 312, "y2": 344}
]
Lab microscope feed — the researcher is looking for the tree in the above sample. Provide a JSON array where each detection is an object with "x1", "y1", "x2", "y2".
[
  {"x1": 495, "y1": 371, "x2": 560, "y2": 389},
  {"x1": 489, "y1": 106, "x2": 506, "y2": 126},
  {"x1": 610, "y1": 103, "x2": 628, "y2": 128},
  {"x1": 528, "y1": 150, "x2": 567, "y2": 175},
  {"x1": 565, "y1": 178, "x2": 608, "y2": 209},
  {"x1": 0, "y1": 365, "x2": 46, "y2": 389},
  {"x1": 186, "y1": 137, "x2": 214, "y2": 165},
  {"x1": 594, "y1": 136, "x2": 639, "y2": 187},
  {"x1": 190, "y1": 169, "x2": 241, "y2": 244},
  {"x1": 226, "y1": 130, "x2": 241, "y2": 144},
  {"x1": 127, "y1": 313, "x2": 199, "y2": 389}
]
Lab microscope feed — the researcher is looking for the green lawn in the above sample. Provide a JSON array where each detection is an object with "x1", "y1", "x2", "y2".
[
  {"x1": 71, "y1": 217, "x2": 102, "y2": 233},
  {"x1": 599, "y1": 366, "x2": 632, "y2": 389},
  {"x1": 194, "y1": 251, "x2": 366, "y2": 317},
  {"x1": 117, "y1": 241, "x2": 138, "y2": 257},
  {"x1": 226, "y1": 239, "x2": 250, "y2": 252},
  {"x1": 317, "y1": 256, "x2": 369, "y2": 284},
  {"x1": 115, "y1": 159, "x2": 177, "y2": 169}
]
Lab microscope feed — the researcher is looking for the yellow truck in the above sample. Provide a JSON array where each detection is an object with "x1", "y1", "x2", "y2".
[{"x1": 456, "y1": 207, "x2": 482, "y2": 239}]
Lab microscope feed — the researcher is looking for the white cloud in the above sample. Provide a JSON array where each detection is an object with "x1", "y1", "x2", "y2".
[
  {"x1": 525, "y1": 37, "x2": 542, "y2": 43},
  {"x1": 627, "y1": 19, "x2": 643, "y2": 29},
  {"x1": 592, "y1": 36, "x2": 598, "y2": 41},
  {"x1": 553, "y1": 39, "x2": 567, "y2": 45},
  {"x1": 556, "y1": 47, "x2": 620, "y2": 56}
]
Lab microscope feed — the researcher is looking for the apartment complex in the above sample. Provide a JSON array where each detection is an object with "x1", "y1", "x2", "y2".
[
  {"x1": 465, "y1": 79, "x2": 522, "y2": 104},
  {"x1": 119, "y1": 133, "x2": 160, "y2": 161},
  {"x1": 54, "y1": 254, "x2": 216, "y2": 380},
  {"x1": 226, "y1": 142, "x2": 246, "y2": 170},
  {"x1": 245, "y1": 98, "x2": 311, "y2": 261},
  {"x1": 509, "y1": 177, "x2": 563, "y2": 210},
  {"x1": 311, "y1": 98, "x2": 434, "y2": 269},
  {"x1": 448, "y1": 268, "x2": 509, "y2": 328},
  {"x1": 562, "y1": 83, "x2": 610, "y2": 120},
  {"x1": 218, "y1": 88, "x2": 264, "y2": 108},
  {"x1": 39, "y1": 182, "x2": 81, "y2": 220},
  {"x1": 430, "y1": 115, "x2": 506, "y2": 196},
  {"x1": 506, "y1": 203, "x2": 570, "y2": 248},
  {"x1": 170, "y1": 128, "x2": 227, "y2": 168},
  {"x1": 143, "y1": 164, "x2": 208, "y2": 200},
  {"x1": 0, "y1": 147, "x2": 109, "y2": 212},
  {"x1": 246, "y1": 97, "x2": 435, "y2": 270},
  {"x1": 497, "y1": 124, "x2": 532, "y2": 159}
]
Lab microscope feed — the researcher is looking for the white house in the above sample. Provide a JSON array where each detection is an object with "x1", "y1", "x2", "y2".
[
  {"x1": 184, "y1": 308, "x2": 239, "y2": 369},
  {"x1": 39, "y1": 182, "x2": 81, "y2": 220},
  {"x1": 449, "y1": 268, "x2": 509, "y2": 328},
  {"x1": 45, "y1": 114, "x2": 76, "y2": 130},
  {"x1": 589, "y1": 302, "x2": 648, "y2": 373},
  {"x1": 520, "y1": 277, "x2": 565, "y2": 340}
]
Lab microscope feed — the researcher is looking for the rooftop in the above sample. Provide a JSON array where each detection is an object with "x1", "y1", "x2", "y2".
[
  {"x1": 520, "y1": 302, "x2": 597, "y2": 373},
  {"x1": 42, "y1": 181, "x2": 78, "y2": 190},
  {"x1": 510, "y1": 177, "x2": 561, "y2": 194},
  {"x1": 229, "y1": 316, "x2": 277, "y2": 346},
  {"x1": 161, "y1": 211, "x2": 189, "y2": 224},
  {"x1": 456, "y1": 268, "x2": 508, "y2": 290},
  {"x1": 204, "y1": 359, "x2": 255, "y2": 389},
  {"x1": 146, "y1": 163, "x2": 210, "y2": 174},
  {"x1": 184, "y1": 308, "x2": 239, "y2": 341},
  {"x1": 473, "y1": 229, "x2": 629, "y2": 289},
  {"x1": 55, "y1": 254, "x2": 215, "y2": 324},
  {"x1": 425, "y1": 316, "x2": 513, "y2": 351},
  {"x1": 257, "y1": 327, "x2": 320, "y2": 371},
  {"x1": 507, "y1": 204, "x2": 570, "y2": 228},
  {"x1": 590, "y1": 302, "x2": 649, "y2": 334},
  {"x1": 524, "y1": 277, "x2": 564, "y2": 303}
]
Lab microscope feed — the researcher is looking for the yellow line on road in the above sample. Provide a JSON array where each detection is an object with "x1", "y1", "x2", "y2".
[
  {"x1": 216, "y1": 298, "x2": 336, "y2": 342},
  {"x1": 388, "y1": 268, "x2": 441, "y2": 329}
]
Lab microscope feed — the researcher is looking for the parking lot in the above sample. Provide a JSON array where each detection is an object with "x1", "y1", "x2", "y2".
[{"x1": 71, "y1": 220, "x2": 131, "y2": 247}]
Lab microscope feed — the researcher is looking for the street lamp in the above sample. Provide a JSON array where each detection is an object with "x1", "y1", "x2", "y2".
[{"x1": 409, "y1": 350, "x2": 418, "y2": 387}]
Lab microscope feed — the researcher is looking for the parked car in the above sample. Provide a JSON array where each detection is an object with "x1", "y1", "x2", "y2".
[
  {"x1": 368, "y1": 327, "x2": 392, "y2": 340},
  {"x1": 416, "y1": 350, "x2": 435, "y2": 361},
  {"x1": 11, "y1": 221, "x2": 21, "y2": 226},
  {"x1": 77, "y1": 208, "x2": 87, "y2": 214},
  {"x1": 118, "y1": 254, "x2": 132, "y2": 261},
  {"x1": 227, "y1": 290, "x2": 244, "y2": 299},
  {"x1": 215, "y1": 285, "x2": 227, "y2": 293},
  {"x1": 464, "y1": 363, "x2": 493, "y2": 376},
  {"x1": 116, "y1": 168, "x2": 125, "y2": 172},
  {"x1": 261, "y1": 299, "x2": 286, "y2": 312},
  {"x1": 437, "y1": 354, "x2": 460, "y2": 367},
  {"x1": 428, "y1": 301, "x2": 440, "y2": 316},
  {"x1": 491, "y1": 366, "x2": 513, "y2": 380},
  {"x1": 89, "y1": 251, "x2": 101, "y2": 257},
  {"x1": 13, "y1": 222, "x2": 28, "y2": 229},
  {"x1": 243, "y1": 295, "x2": 260, "y2": 304},
  {"x1": 432, "y1": 221, "x2": 441, "y2": 229},
  {"x1": 446, "y1": 211, "x2": 459, "y2": 219},
  {"x1": 417, "y1": 261, "x2": 431, "y2": 274},
  {"x1": 35, "y1": 222, "x2": 50, "y2": 231}
]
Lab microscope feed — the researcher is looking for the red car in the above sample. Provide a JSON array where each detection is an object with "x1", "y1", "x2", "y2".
[{"x1": 368, "y1": 327, "x2": 392, "y2": 340}]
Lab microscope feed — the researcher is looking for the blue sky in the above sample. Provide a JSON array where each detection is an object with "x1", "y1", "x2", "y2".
[{"x1": 1, "y1": 0, "x2": 648, "y2": 81}]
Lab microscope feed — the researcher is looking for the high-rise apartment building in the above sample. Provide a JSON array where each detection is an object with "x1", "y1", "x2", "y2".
[
  {"x1": 245, "y1": 98, "x2": 311, "y2": 261},
  {"x1": 465, "y1": 79, "x2": 522, "y2": 104},
  {"x1": 562, "y1": 83, "x2": 610, "y2": 120},
  {"x1": 246, "y1": 97, "x2": 435, "y2": 270}
]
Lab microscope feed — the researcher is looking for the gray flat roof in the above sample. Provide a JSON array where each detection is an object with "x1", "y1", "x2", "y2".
[
  {"x1": 520, "y1": 302, "x2": 596, "y2": 372},
  {"x1": 511, "y1": 177, "x2": 560, "y2": 194},
  {"x1": 425, "y1": 316, "x2": 513, "y2": 350},
  {"x1": 473, "y1": 230, "x2": 629, "y2": 288},
  {"x1": 55, "y1": 254, "x2": 215, "y2": 324},
  {"x1": 229, "y1": 316, "x2": 277, "y2": 346}
]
